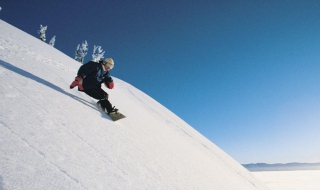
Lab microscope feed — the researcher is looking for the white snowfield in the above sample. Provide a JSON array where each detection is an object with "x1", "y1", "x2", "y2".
[
  {"x1": 253, "y1": 170, "x2": 320, "y2": 190},
  {"x1": 0, "y1": 20, "x2": 268, "y2": 190}
]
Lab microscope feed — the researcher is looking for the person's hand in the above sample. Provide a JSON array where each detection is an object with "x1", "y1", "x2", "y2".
[
  {"x1": 107, "y1": 82, "x2": 114, "y2": 89},
  {"x1": 70, "y1": 76, "x2": 84, "y2": 91}
]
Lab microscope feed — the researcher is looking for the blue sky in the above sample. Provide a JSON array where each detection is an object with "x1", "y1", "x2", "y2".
[{"x1": 1, "y1": 0, "x2": 320, "y2": 164}]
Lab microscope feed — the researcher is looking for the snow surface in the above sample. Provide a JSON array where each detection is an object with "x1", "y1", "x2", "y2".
[
  {"x1": 0, "y1": 20, "x2": 268, "y2": 190},
  {"x1": 253, "y1": 170, "x2": 320, "y2": 190}
]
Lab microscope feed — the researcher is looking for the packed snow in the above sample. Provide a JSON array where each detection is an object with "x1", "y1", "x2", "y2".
[{"x1": 0, "y1": 20, "x2": 268, "y2": 190}]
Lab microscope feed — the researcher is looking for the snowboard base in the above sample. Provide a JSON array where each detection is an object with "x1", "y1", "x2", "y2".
[{"x1": 108, "y1": 111, "x2": 126, "y2": 121}]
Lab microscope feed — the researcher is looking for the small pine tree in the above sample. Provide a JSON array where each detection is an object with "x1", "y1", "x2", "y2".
[
  {"x1": 92, "y1": 45, "x2": 105, "y2": 62},
  {"x1": 38, "y1": 25, "x2": 47, "y2": 42},
  {"x1": 78, "y1": 41, "x2": 88, "y2": 64},
  {"x1": 49, "y1": 35, "x2": 56, "y2": 47},
  {"x1": 75, "y1": 44, "x2": 80, "y2": 61}
]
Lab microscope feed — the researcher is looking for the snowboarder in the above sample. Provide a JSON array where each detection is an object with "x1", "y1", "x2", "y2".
[{"x1": 70, "y1": 58, "x2": 118, "y2": 114}]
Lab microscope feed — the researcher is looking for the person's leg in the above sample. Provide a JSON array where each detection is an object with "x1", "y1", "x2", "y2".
[
  {"x1": 83, "y1": 88, "x2": 114, "y2": 113},
  {"x1": 83, "y1": 88, "x2": 107, "y2": 100}
]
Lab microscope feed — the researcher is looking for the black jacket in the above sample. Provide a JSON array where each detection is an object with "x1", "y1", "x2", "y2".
[{"x1": 77, "y1": 61, "x2": 113, "y2": 90}]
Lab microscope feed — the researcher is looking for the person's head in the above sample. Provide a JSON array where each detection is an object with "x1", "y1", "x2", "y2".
[{"x1": 102, "y1": 58, "x2": 114, "y2": 71}]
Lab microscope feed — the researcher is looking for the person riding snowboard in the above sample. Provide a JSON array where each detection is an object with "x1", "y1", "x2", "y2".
[{"x1": 70, "y1": 58, "x2": 118, "y2": 114}]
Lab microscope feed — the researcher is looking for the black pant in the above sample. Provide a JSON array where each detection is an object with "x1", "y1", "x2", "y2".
[{"x1": 84, "y1": 88, "x2": 113, "y2": 112}]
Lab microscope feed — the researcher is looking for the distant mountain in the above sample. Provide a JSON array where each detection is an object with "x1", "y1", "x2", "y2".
[{"x1": 243, "y1": 162, "x2": 320, "y2": 172}]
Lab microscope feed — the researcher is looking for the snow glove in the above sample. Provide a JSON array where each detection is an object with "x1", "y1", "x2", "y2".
[
  {"x1": 70, "y1": 76, "x2": 84, "y2": 91},
  {"x1": 106, "y1": 82, "x2": 114, "y2": 89}
]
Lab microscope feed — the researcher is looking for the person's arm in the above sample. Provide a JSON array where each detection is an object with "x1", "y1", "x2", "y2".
[
  {"x1": 104, "y1": 73, "x2": 114, "y2": 89},
  {"x1": 77, "y1": 61, "x2": 97, "y2": 78}
]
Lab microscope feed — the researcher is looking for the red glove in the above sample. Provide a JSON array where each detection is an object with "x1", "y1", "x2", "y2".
[
  {"x1": 107, "y1": 82, "x2": 114, "y2": 89},
  {"x1": 70, "y1": 76, "x2": 84, "y2": 91}
]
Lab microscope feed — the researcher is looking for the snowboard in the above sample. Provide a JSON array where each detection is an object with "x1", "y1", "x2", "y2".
[
  {"x1": 108, "y1": 111, "x2": 126, "y2": 121},
  {"x1": 97, "y1": 102, "x2": 126, "y2": 121}
]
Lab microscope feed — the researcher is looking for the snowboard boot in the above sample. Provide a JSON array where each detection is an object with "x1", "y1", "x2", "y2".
[
  {"x1": 107, "y1": 106, "x2": 119, "y2": 115},
  {"x1": 97, "y1": 100, "x2": 102, "y2": 108},
  {"x1": 97, "y1": 100, "x2": 118, "y2": 114}
]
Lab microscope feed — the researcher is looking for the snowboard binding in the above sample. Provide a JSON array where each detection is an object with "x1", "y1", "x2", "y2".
[
  {"x1": 97, "y1": 100, "x2": 125, "y2": 121},
  {"x1": 97, "y1": 101, "x2": 119, "y2": 115}
]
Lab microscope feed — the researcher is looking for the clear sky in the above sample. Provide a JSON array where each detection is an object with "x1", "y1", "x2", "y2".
[{"x1": 1, "y1": 0, "x2": 320, "y2": 164}]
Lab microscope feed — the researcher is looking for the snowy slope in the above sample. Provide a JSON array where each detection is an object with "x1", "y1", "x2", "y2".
[{"x1": 0, "y1": 20, "x2": 268, "y2": 190}]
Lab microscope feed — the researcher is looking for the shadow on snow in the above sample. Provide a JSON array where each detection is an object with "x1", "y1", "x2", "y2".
[{"x1": 0, "y1": 60, "x2": 111, "y2": 120}]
